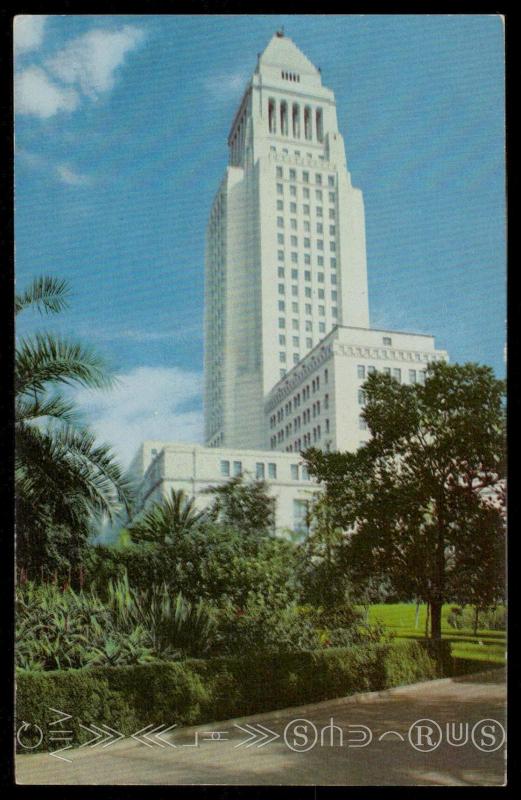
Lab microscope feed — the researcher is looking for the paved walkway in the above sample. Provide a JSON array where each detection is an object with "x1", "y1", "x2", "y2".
[{"x1": 16, "y1": 669, "x2": 506, "y2": 786}]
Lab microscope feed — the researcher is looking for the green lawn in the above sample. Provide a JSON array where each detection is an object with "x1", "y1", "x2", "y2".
[{"x1": 366, "y1": 603, "x2": 506, "y2": 670}]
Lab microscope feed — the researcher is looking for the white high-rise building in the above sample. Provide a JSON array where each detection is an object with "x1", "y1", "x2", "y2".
[{"x1": 204, "y1": 32, "x2": 369, "y2": 450}]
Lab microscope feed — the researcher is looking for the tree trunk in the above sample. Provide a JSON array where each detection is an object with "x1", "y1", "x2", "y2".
[
  {"x1": 415, "y1": 601, "x2": 420, "y2": 630},
  {"x1": 425, "y1": 602, "x2": 430, "y2": 638},
  {"x1": 430, "y1": 600, "x2": 442, "y2": 640},
  {"x1": 473, "y1": 606, "x2": 479, "y2": 636}
]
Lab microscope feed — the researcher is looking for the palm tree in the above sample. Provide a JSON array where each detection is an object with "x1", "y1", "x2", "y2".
[
  {"x1": 129, "y1": 488, "x2": 208, "y2": 545},
  {"x1": 15, "y1": 276, "x2": 133, "y2": 577}
]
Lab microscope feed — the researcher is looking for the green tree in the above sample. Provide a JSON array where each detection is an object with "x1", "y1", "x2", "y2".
[
  {"x1": 15, "y1": 277, "x2": 132, "y2": 578},
  {"x1": 203, "y1": 474, "x2": 276, "y2": 537},
  {"x1": 129, "y1": 488, "x2": 208, "y2": 545},
  {"x1": 305, "y1": 361, "x2": 506, "y2": 640}
]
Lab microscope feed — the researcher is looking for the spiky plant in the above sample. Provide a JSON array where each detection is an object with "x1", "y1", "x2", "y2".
[{"x1": 129, "y1": 488, "x2": 208, "y2": 545}]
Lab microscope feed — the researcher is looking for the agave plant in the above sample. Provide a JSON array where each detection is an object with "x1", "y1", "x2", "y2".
[{"x1": 129, "y1": 489, "x2": 208, "y2": 545}]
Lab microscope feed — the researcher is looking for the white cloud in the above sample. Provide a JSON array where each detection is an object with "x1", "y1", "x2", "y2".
[
  {"x1": 71, "y1": 366, "x2": 203, "y2": 468},
  {"x1": 15, "y1": 66, "x2": 79, "y2": 118},
  {"x1": 56, "y1": 163, "x2": 92, "y2": 186},
  {"x1": 204, "y1": 69, "x2": 248, "y2": 101},
  {"x1": 46, "y1": 25, "x2": 144, "y2": 100},
  {"x1": 14, "y1": 15, "x2": 47, "y2": 54}
]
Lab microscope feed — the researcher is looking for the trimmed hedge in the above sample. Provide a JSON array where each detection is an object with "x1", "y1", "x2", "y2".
[{"x1": 16, "y1": 640, "x2": 443, "y2": 752}]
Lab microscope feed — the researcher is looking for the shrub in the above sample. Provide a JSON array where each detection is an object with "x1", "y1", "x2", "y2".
[
  {"x1": 446, "y1": 605, "x2": 506, "y2": 632},
  {"x1": 16, "y1": 641, "x2": 439, "y2": 752}
]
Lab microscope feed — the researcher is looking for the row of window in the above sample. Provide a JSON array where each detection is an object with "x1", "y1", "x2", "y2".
[
  {"x1": 270, "y1": 372, "x2": 329, "y2": 427},
  {"x1": 278, "y1": 304, "x2": 338, "y2": 318},
  {"x1": 220, "y1": 459, "x2": 310, "y2": 481},
  {"x1": 357, "y1": 364, "x2": 426, "y2": 384},
  {"x1": 271, "y1": 145, "x2": 326, "y2": 164},
  {"x1": 277, "y1": 223, "x2": 337, "y2": 238},
  {"x1": 276, "y1": 191, "x2": 336, "y2": 207},
  {"x1": 278, "y1": 283, "x2": 338, "y2": 300},
  {"x1": 277, "y1": 251, "x2": 338, "y2": 270},
  {"x1": 276, "y1": 166, "x2": 336, "y2": 187}
]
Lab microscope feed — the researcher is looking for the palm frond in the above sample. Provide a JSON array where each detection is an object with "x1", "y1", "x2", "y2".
[
  {"x1": 16, "y1": 333, "x2": 114, "y2": 395},
  {"x1": 15, "y1": 276, "x2": 70, "y2": 316},
  {"x1": 16, "y1": 392, "x2": 79, "y2": 425}
]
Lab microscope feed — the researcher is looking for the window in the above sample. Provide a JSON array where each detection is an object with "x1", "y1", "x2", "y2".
[
  {"x1": 278, "y1": 267, "x2": 285, "y2": 277},
  {"x1": 303, "y1": 187, "x2": 310, "y2": 199},
  {"x1": 290, "y1": 185, "x2": 297, "y2": 196},
  {"x1": 304, "y1": 253, "x2": 311, "y2": 264},
  {"x1": 328, "y1": 175, "x2": 335, "y2": 187},
  {"x1": 418, "y1": 371, "x2": 426, "y2": 385},
  {"x1": 278, "y1": 317, "x2": 285, "y2": 328},
  {"x1": 290, "y1": 218, "x2": 297, "y2": 230},
  {"x1": 220, "y1": 460, "x2": 230, "y2": 476},
  {"x1": 293, "y1": 336, "x2": 300, "y2": 347},
  {"x1": 319, "y1": 322, "x2": 325, "y2": 333},
  {"x1": 358, "y1": 389, "x2": 366, "y2": 405},
  {"x1": 330, "y1": 257, "x2": 337, "y2": 269},
  {"x1": 276, "y1": 166, "x2": 283, "y2": 178},
  {"x1": 319, "y1": 305, "x2": 325, "y2": 316},
  {"x1": 301, "y1": 464, "x2": 309, "y2": 480},
  {"x1": 255, "y1": 462, "x2": 265, "y2": 480},
  {"x1": 357, "y1": 365, "x2": 365, "y2": 379},
  {"x1": 291, "y1": 235, "x2": 298, "y2": 247},
  {"x1": 329, "y1": 208, "x2": 335, "y2": 219},
  {"x1": 278, "y1": 301, "x2": 285, "y2": 311},
  {"x1": 317, "y1": 255, "x2": 324, "y2": 266},
  {"x1": 318, "y1": 289, "x2": 325, "y2": 299},
  {"x1": 278, "y1": 283, "x2": 285, "y2": 294},
  {"x1": 280, "y1": 368, "x2": 286, "y2": 377},
  {"x1": 367, "y1": 366, "x2": 376, "y2": 375},
  {"x1": 329, "y1": 225, "x2": 336, "y2": 236},
  {"x1": 293, "y1": 499, "x2": 309, "y2": 533},
  {"x1": 316, "y1": 207, "x2": 323, "y2": 217},
  {"x1": 383, "y1": 367, "x2": 391, "y2": 376},
  {"x1": 291, "y1": 252, "x2": 298, "y2": 263},
  {"x1": 303, "y1": 204, "x2": 310, "y2": 215},
  {"x1": 293, "y1": 353, "x2": 300, "y2": 364},
  {"x1": 304, "y1": 238, "x2": 310, "y2": 248},
  {"x1": 277, "y1": 216, "x2": 284, "y2": 227},
  {"x1": 289, "y1": 168, "x2": 296, "y2": 180},
  {"x1": 305, "y1": 270, "x2": 311, "y2": 281},
  {"x1": 306, "y1": 337, "x2": 312, "y2": 348},
  {"x1": 305, "y1": 303, "x2": 312, "y2": 314},
  {"x1": 330, "y1": 241, "x2": 336, "y2": 252},
  {"x1": 409, "y1": 370, "x2": 417, "y2": 383},
  {"x1": 324, "y1": 393, "x2": 329, "y2": 409},
  {"x1": 290, "y1": 202, "x2": 297, "y2": 214},
  {"x1": 305, "y1": 320, "x2": 312, "y2": 331},
  {"x1": 279, "y1": 334, "x2": 286, "y2": 345},
  {"x1": 393, "y1": 368, "x2": 402, "y2": 382},
  {"x1": 318, "y1": 272, "x2": 325, "y2": 283},
  {"x1": 316, "y1": 223, "x2": 323, "y2": 234},
  {"x1": 279, "y1": 352, "x2": 286, "y2": 363},
  {"x1": 316, "y1": 189, "x2": 323, "y2": 200},
  {"x1": 277, "y1": 233, "x2": 284, "y2": 244},
  {"x1": 383, "y1": 336, "x2": 392, "y2": 346},
  {"x1": 277, "y1": 183, "x2": 283, "y2": 194},
  {"x1": 291, "y1": 268, "x2": 298, "y2": 279},
  {"x1": 278, "y1": 250, "x2": 284, "y2": 261},
  {"x1": 268, "y1": 462, "x2": 277, "y2": 479},
  {"x1": 359, "y1": 417, "x2": 368, "y2": 431},
  {"x1": 325, "y1": 418, "x2": 330, "y2": 433},
  {"x1": 303, "y1": 221, "x2": 310, "y2": 233},
  {"x1": 233, "y1": 461, "x2": 242, "y2": 476},
  {"x1": 331, "y1": 274, "x2": 337, "y2": 285},
  {"x1": 331, "y1": 291, "x2": 337, "y2": 302},
  {"x1": 317, "y1": 240, "x2": 324, "y2": 250},
  {"x1": 291, "y1": 464, "x2": 299, "y2": 480},
  {"x1": 303, "y1": 171, "x2": 309, "y2": 183},
  {"x1": 292, "y1": 302, "x2": 299, "y2": 313},
  {"x1": 316, "y1": 173, "x2": 322, "y2": 185},
  {"x1": 292, "y1": 319, "x2": 299, "y2": 330}
]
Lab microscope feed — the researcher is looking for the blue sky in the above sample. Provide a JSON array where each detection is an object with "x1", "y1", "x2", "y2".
[{"x1": 15, "y1": 14, "x2": 506, "y2": 465}]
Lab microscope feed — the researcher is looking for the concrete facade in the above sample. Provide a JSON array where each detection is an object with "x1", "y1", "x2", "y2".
[
  {"x1": 204, "y1": 33, "x2": 369, "y2": 450},
  {"x1": 131, "y1": 441, "x2": 319, "y2": 535},
  {"x1": 265, "y1": 325, "x2": 448, "y2": 453}
]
